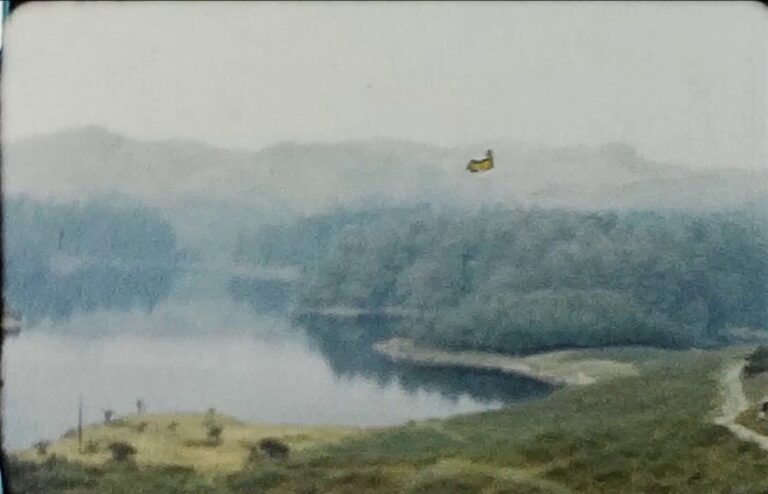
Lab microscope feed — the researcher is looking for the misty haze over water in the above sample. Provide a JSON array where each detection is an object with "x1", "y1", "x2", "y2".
[{"x1": 3, "y1": 268, "x2": 552, "y2": 450}]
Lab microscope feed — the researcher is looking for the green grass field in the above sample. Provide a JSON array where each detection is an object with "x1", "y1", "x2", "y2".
[{"x1": 9, "y1": 347, "x2": 768, "y2": 493}]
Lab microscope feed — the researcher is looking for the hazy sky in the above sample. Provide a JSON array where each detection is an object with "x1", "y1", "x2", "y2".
[{"x1": 3, "y1": 1, "x2": 766, "y2": 169}]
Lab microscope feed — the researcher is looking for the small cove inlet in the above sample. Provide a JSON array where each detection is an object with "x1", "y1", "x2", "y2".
[{"x1": 3, "y1": 283, "x2": 553, "y2": 451}]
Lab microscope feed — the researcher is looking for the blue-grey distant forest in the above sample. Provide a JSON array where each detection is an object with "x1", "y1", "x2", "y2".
[
  {"x1": 4, "y1": 197, "x2": 180, "y2": 322},
  {"x1": 5, "y1": 128, "x2": 767, "y2": 355},
  {"x1": 238, "y1": 204, "x2": 768, "y2": 354}
]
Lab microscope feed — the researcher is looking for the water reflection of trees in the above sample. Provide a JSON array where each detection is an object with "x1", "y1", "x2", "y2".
[
  {"x1": 4, "y1": 198, "x2": 180, "y2": 324},
  {"x1": 7, "y1": 259, "x2": 178, "y2": 325},
  {"x1": 295, "y1": 315, "x2": 552, "y2": 404},
  {"x1": 227, "y1": 277, "x2": 292, "y2": 315}
]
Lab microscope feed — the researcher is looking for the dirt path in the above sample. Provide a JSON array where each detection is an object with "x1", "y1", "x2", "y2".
[{"x1": 713, "y1": 361, "x2": 768, "y2": 451}]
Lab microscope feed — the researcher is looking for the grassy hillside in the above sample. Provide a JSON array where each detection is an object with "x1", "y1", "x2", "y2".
[
  {"x1": 15, "y1": 413, "x2": 359, "y2": 475},
  {"x1": 10, "y1": 347, "x2": 768, "y2": 493},
  {"x1": 259, "y1": 347, "x2": 768, "y2": 494}
]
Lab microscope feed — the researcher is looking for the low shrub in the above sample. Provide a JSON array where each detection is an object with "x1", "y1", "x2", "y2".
[
  {"x1": 259, "y1": 438, "x2": 290, "y2": 460},
  {"x1": 108, "y1": 441, "x2": 137, "y2": 462},
  {"x1": 84, "y1": 440, "x2": 100, "y2": 455},
  {"x1": 207, "y1": 424, "x2": 224, "y2": 445},
  {"x1": 33, "y1": 440, "x2": 51, "y2": 456},
  {"x1": 745, "y1": 346, "x2": 768, "y2": 376}
]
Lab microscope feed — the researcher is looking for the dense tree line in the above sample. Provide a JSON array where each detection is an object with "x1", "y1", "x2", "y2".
[
  {"x1": 233, "y1": 207, "x2": 420, "y2": 268},
  {"x1": 4, "y1": 197, "x2": 182, "y2": 323},
  {"x1": 240, "y1": 204, "x2": 768, "y2": 353}
]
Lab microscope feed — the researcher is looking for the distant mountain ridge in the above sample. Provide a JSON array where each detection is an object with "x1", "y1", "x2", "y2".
[{"x1": 6, "y1": 126, "x2": 765, "y2": 215}]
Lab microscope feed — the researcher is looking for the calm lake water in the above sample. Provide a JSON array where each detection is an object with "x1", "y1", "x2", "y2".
[{"x1": 3, "y1": 274, "x2": 551, "y2": 450}]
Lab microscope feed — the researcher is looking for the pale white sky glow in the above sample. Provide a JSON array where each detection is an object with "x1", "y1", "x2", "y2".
[{"x1": 2, "y1": 1, "x2": 767, "y2": 169}]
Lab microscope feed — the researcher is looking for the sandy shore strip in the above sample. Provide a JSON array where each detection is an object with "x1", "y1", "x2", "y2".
[
  {"x1": 374, "y1": 338, "x2": 638, "y2": 386},
  {"x1": 714, "y1": 361, "x2": 768, "y2": 452}
]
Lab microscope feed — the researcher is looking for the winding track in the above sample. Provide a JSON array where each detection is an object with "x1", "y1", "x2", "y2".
[{"x1": 713, "y1": 361, "x2": 768, "y2": 451}]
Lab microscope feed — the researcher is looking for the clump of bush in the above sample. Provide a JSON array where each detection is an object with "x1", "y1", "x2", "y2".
[
  {"x1": 33, "y1": 440, "x2": 51, "y2": 456},
  {"x1": 168, "y1": 421, "x2": 179, "y2": 432},
  {"x1": 108, "y1": 441, "x2": 137, "y2": 462},
  {"x1": 259, "y1": 438, "x2": 290, "y2": 460},
  {"x1": 83, "y1": 440, "x2": 100, "y2": 455},
  {"x1": 203, "y1": 410, "x2": 224, "y2": 446},
  {"x1": 135, "y1": 421, "x2": 149, "y2": 433},
  {"x1": 245, "y1": 445, "x2": 260, "y2": 466},
  {"x1": 745, "y1": 346, "x2": 768, "y2": 376},
  {"x1": 206, "y1": 423, "x2": 224, "y2": 446}
]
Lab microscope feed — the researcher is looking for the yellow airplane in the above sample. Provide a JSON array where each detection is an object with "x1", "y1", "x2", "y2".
[{"x1": 466, "y1": 149, "x2": 494, "y2": 173}]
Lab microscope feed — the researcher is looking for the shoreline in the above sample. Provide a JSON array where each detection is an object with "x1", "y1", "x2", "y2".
[{"x1": 373, "y1": 337, "x2": 638, "y2": 387}]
